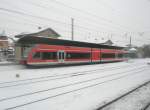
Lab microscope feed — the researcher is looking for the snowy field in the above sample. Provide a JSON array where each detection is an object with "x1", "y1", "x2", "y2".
[
  {"x1": 101, "y1": 81, "x2": 150, "y2": 110},
  {"x1": 0, "y1": 58, "x2": 150, "y2": 110}
]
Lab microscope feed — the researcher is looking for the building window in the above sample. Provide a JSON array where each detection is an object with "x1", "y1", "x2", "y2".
[{"x1": 66, "y1": 52, "x2": 90, "y2": 59}]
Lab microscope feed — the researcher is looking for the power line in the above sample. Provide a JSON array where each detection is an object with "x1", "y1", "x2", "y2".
[
  {"x1": 0, "y1": 8, "x2": 120, "y2": 33},
  {"x1": 1, "y1": 0, "x2": 148, "y2": 34},
  {"x1": 0, "y1": 7, "x2": 72, "y2": 26},
  {"x1": 0, "y1": 7, "x2": 149, "y2": 44},
  {"x1": 95, "y1": 0, "x2": 150, "y2": 31},
  {"x1": 21, "y1": 0, "x2": 150, "y2": 37},
  {"x1": 21, "y1": 0, "x2": 129, "y2": 32},
  {"x1": 47, "y1": 0, "x2": 136, "y2": 31},
  {"x1": 1, "y1": 25, "x2": 149, "y2": 45},
  {"x1": 0, "y1": 8, "x2": 128, "y2": 42}
]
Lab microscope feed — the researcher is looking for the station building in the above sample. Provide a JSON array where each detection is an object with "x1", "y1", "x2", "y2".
[
  {"x1": 14, "y1": 28, "x2": 61, "y2": 62},
  {"x1": 15, "y1": 28, "x2": 60, "y2": 39}
]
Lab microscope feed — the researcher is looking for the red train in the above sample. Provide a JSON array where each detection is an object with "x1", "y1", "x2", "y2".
[{"x1": 15, "y1": 36, "x2": 127, "y2": 66}]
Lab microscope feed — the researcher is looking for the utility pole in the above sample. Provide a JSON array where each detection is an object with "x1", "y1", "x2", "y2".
[
  {"x1": 129, "y1": 36, "x2": 132, "y2": 48},
  {"x1": 71, "y1": 18, "x2": 74, "y2": 41}
]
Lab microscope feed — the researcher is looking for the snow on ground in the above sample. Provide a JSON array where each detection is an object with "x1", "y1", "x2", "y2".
[
  {"x1": 0, "y1": 58, "x2": 150, "y2": 110},
  {"x1": 101, "y1": 80, "x2": 150, "y2": 110},
  {"x1": 146, "y1": 104, "x2": 150, "y2": 110},
  {"x1": 0, "y1": 61, "x2": 16, "y2": 65}
]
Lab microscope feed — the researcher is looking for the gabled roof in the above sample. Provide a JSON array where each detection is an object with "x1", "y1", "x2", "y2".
[
  {"x1": 15, "y1": 28, "x2": 60, "y2": 38},
  {"x1": 35, "y1": 28, "x2": 60, "y2": 37},
  {"x1": 16, "y1": 35, "x2": 124, "y2": 49}
]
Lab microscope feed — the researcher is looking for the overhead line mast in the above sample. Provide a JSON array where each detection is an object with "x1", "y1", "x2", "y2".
[{"x1": 71, "y1": 18, "x2": 74, "y2": 41}]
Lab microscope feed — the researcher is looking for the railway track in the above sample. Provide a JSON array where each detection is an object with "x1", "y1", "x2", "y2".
[
  {"x1": 143, "y1": 104, "x2": 150, "y2": 110},
  {"x1": 0, "y1": 65, "x2": 147, "y2": 102},
  {"x1": 0, "y1": 59, "x2": 144, "y2": 76},
  {"x1": 0, "y1": 62, "x2": 146, "y2": 88},
  {"x1": 1, "y1": 65, "x2": 149, "y2": 110},
  {"x1": 0, "y1": 60, "x2": 149, "y2": 110},
  {"x1": 142, "y1": 101, "x2": 150, "y2": 110},
  {"x1": 97, "y1": 79, "x2": 150, "y2": 110},
  {"x1": 0, "y1": 60, "x2": 146, "y2": 84}
]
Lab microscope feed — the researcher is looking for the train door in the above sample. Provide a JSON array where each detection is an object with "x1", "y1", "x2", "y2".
[{"x1": 57, "y1": 51, "x2": 66, "y2": 63}]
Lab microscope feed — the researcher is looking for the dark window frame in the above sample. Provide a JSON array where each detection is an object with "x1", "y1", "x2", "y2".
[
  {"x1": 66, "y1": 52, "x2": 90, "y2": 59},
  {"x1": 101, "y1": 53, "x2": 115, "y2": 58},
  {"x1": 32, "y1": 52, "x2": 57, "y2": 60},
  {"x1": 118, "y1": 53, "x2": 123, "y2": 58},
  {"x1": 32, "y1": 52, "x2": 41, "y2": 59},
  {"x1": 42, "y1": 52, "x2": 57, "y2": 60}
]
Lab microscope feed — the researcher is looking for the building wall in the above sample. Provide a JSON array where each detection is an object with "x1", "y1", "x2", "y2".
[
  {"x1": 0, "y1": 41, "x2": 9, "y2": 48},
  {"x1": 15, "y1": 46, "x2": 22, "y2": 61}
]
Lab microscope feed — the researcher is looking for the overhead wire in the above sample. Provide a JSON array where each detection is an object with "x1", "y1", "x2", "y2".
[
  {"x1": 0, "y1": 0, "x2": 136, "y2": 33},
  {"x1": 0, "y1": 6, "x2": 124, "y2": 34},
  {"x1": 20, "y1": 0, "x2": 129, "y2": 32},
  {"x1": 46, "y1": 0, "x2": 138, "y2": 32},
  {"x1": 0, "y1": 1, "x2": 149, "y2": 44}
]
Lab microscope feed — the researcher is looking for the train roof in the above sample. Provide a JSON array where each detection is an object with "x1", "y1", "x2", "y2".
[{"x1": 16, "y1": 35, "x2": 124, "y2": 49}]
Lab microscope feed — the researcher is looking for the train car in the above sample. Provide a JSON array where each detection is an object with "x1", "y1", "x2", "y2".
[{"x1": 15, "y1": 35, "x2": 127, "y2": 66}]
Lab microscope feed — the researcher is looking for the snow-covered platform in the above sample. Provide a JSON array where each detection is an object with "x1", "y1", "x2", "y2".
[
  {"x1": 0, "y1": 61, "x2": 16, "y2": 66},
  {"x1": 0, "y1": 59, "x2": 150, "y2": 110}
]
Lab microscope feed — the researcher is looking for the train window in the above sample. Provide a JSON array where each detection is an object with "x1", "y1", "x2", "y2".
[
  {"x1": 67, "y1": 54, "x2": 71, "y2": 58},
  {"x1": 66, "y1": 53, "x2": 90, "y2": 59},
  {"x1": 33, "y1": 52, "x2": 41, "y2": 59},
  {"x1": 101, "y1": 53, "x2": 115, "y2": 58},
  {"x1": 118, "y1": 54, "x2": 123, "y2": 58},
  {"x1": 124, "y1": 53, "x2": 129, "y2": 58},
  {"x1": 42, "y1": 52, "x2": 57, "y2": 60}
]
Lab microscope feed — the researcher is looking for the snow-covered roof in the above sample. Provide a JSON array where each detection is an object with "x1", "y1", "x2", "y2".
[
  {"x1": 129, "y1": 47, "x2": 137, "y2": 52},
  {"x1": 15, "y1": 28, "x2": 60, "y2": 38},
  {"x1": 99, "y1": 39, "x2": 113, "y2": 46},
  {"x1": 16, "y1": 35, "x2": 124, "y2": 49}
]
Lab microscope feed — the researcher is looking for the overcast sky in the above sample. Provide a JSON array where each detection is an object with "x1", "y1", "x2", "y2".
[{"x1": 0, "y1": 0, "x2": 150, "y2": 46}]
